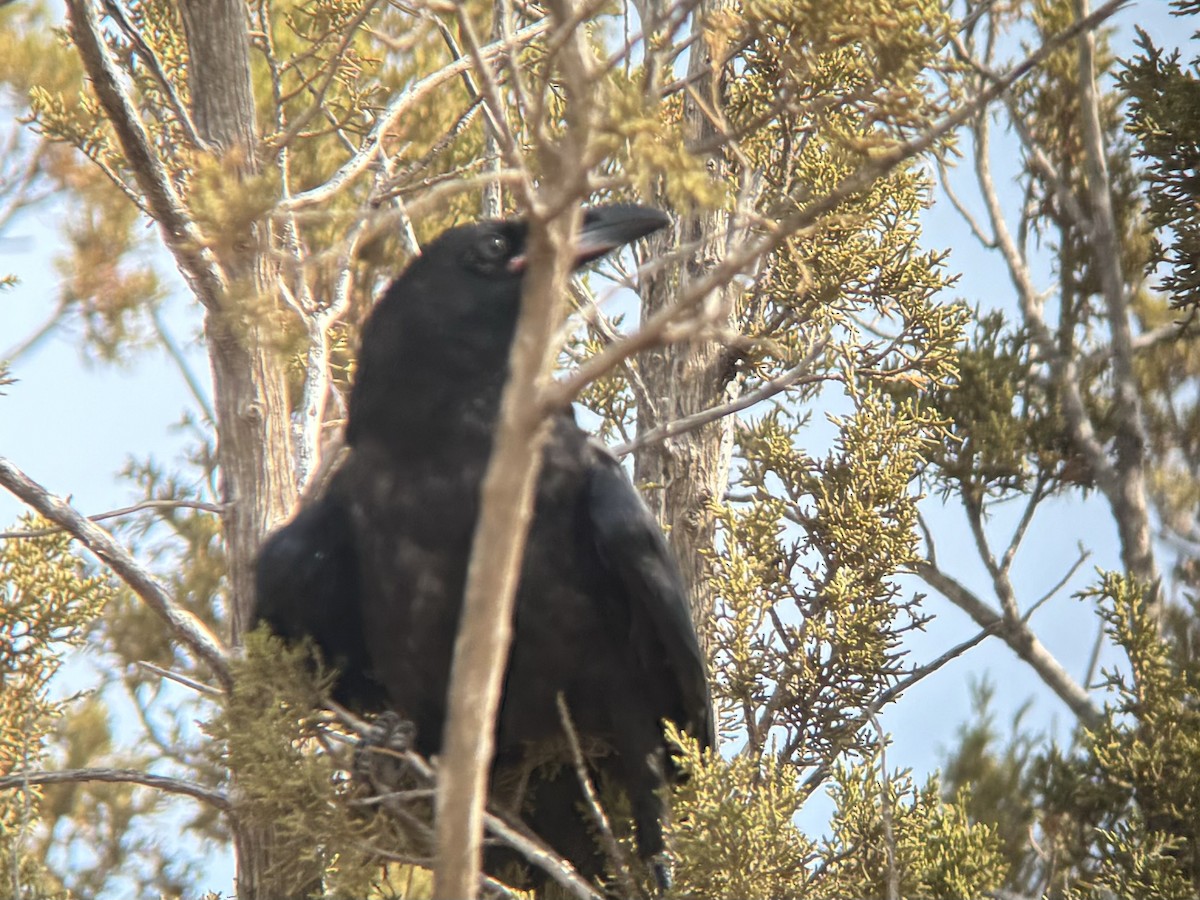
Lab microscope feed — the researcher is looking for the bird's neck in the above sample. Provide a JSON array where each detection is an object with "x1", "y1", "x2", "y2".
[
  {"x1": 345, "y1": 300, "x2": 516, "y2": 455},
  {"x1": 346, "y1": 365, "x2": 503, "y2": 457}
]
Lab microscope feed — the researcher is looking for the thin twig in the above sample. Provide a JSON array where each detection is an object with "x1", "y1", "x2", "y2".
[
  {"x1": 915, "y1": 559, "x2": 1099, "y2": 725},
  {"x1": 150, "y1": 307, "x2": 216, "y2": 426},
  {"x1": 135, "y1": 660, "x2": 222, "y2": 697},
  {"x1": 556, "y1": 695, "x2": 646, "y2": 900},
  {"x1": 1000, "y1": 473, "x2": 1047, "y2": 575},
  {"x1": 1021, "y1": 543, "x2": 1091, "y2": 623},
  {"x1": 0, "y1": 499, "x2": 224, "y2": 540},
  {"x1": 936, "y1": 156, "x2": 996, "y2": 249},
  {"x1": 0, "y1": 767, "x2": 230, "y2": 812},
  {"x1": 612, "y1": 340, "x2": 828, "y2": 457},
  {"x1": 1, "y1": 298, "x2": 71, "y2": 364}
]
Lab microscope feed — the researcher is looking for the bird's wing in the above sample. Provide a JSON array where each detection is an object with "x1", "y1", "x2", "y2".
[
  {"x1": 585, "y1": 442, "x2": 715, "y2": 750},
  {"x1": 253, "y1": 493, "x2": 382, "y2": 709}
]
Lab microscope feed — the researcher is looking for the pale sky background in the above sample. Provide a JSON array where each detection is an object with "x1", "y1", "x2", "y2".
[{"x1": 0, "y1": 1, "x2": 1186, "y2": 894}]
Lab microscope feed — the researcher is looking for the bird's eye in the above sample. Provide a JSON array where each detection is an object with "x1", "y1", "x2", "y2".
[{"x1": 477, "y1": 234, "x2": 510, "y2": 264}]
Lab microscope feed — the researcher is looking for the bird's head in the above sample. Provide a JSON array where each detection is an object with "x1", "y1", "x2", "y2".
[
  {"x1": 348, "y1": 204, "x2": 670, "y2": 446},
  {"x1": 399, "y1": 201, "x2": 669, "y2": 290}
]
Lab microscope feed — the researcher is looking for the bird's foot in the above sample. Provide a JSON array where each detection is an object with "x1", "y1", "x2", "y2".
[
  {"x1": 649, "y1": 853, "x2": 674, "y2": 894},
  {"x1": 352, "y1": 710, "x2": 418, "y2": 790}
]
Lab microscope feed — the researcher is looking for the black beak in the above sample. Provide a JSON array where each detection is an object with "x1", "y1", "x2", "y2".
[{"x1": 573, "y1": 204, "x2": 671, "y2": 267}]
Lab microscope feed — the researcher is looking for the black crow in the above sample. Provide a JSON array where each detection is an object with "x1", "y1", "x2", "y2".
[{"x1": 254, "y1": 205, "x2": 714, "y2": 891}]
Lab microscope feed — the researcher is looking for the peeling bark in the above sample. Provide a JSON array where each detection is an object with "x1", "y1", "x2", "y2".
[
  {"x1": 176, "y1": 4, "x2": 299, "y2": 897},
  {"x1": 176, "y1": 0, "x2": 297, "y2": 645},
  {"x1": 635, "y1": 0, "x2": 740, "y2": 642}
]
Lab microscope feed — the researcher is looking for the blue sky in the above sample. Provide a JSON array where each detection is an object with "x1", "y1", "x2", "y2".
[{"x1": 0, "y1": 0, "x2": 1187, "y2": 893}]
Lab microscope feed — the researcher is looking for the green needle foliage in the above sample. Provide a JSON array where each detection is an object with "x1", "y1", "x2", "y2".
[{"x1": 0, "y1": 520, "x2": 113, "y2": 898}]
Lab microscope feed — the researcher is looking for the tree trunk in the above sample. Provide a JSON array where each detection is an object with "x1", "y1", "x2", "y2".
[
  {"x1": 1073, "y1": 0, "x2": 1159, "y2": 605},
  {"x1": 176, "y1": 1, "x2": 296, "y2": 644},
  {"x1": 635, "y1": 0, "x2": 739, "y2": 642},
  {"x1": 176, "y1": 4, "x2": 301, "y2": 897}
]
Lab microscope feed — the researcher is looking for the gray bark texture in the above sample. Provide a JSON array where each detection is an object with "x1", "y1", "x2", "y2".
[
  {"x1": 635, "y1": 0, "x2": 739, "y2": 643},
  {"x1": 176, "y1": 3, "x2": 301, "y2": 897}
]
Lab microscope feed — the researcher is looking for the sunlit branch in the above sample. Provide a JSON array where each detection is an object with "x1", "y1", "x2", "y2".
[
  {"x1": 0, "y1": 767, "x2": 231, "y2": 812},
  {"x1": 613, "y1": 340, "x2": 829, "y2": 457},
  {"x1": 65, "y1": 0, "x2": 228, "y2": 311},
  {"x1": 914, "y1": 559, "x2": 1099, "y2": 725},
  {"x1": 279, "y1": 18, "x2": 552, "y2": 212},
  {"x1": 0, "y1": 456, "x2": 231, "y2": 687},
  {"x1": 0, "y1": 498, "x2": 225, "y2": 539}
]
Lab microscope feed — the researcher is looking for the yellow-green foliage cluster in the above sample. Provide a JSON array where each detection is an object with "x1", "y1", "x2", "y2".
[
  {"x1": 667, "y1": 726, "x2": 813, "y2": 900},
  {"x1": 819, "y1": 762, "x2": 1005, "y2": 899},
  {"x1": 1122, "y1": 3, "x2": 1200, "y2": 563},
  {"x1": 11, "y1": 0, "x2": 166, "y2": 361},
  {"x1": 597, "y1": 79, "x2": 726, "y2": 212},
  {"x1": 1121, "y1": 1, "x2": 1200, "y2": 314},
  {"x1": 0, "y1": 518, "x2": 113, "y2": 895},
  {"x1": 911, "y1": 309, "x2": 1120, "y2": 499},
  {"x1": 729, "y1": 0, "x2": 954, "y2": 157},
  {"x1": 667, "y1": 728, "x2": 1006, "y2": 900},
  {"x1": 1134, "y1": 287, "x2": 1200, "y2": 548},
  {"x1": 650, "y1": 0, "x2": 978, "y2": 888},
  {"x1": 206, "y1": 628, "x2": 411, "y2": 899},
  {"x1": 718, "y1": 394, "x2": 944, "y2": 770},
  {"x1": 1072, "y1": 574, "x2": 1200, "y2": 897}
]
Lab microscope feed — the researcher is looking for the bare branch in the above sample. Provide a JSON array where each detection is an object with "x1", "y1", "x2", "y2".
[
  {"x1": 433, "y1": 0, "x2": 604, "y2": 889},
  {"x1": 0, "y1": 499, "x2": 224, "y2": 539},
  {"x1": 432, "y1": 208, "x2": 583, "y2": 900},
  {"x1": 279, "y1": 18, "x2": 552, "y2": 212},
  {"x1": 936, "y1": 157, "x2": 996, "y2": 249},
  {"x1": 556, "y1": 695, "x2": 646, "y2": 900},
  {"x1": 136, "y1": 660, "x2": 223, "y2": 697},
  {"x1": 0, "y1": 456, "x2": 231, "y2": 688},
  {"x1": 963, "y1": 494, "x2": 1020, "y2": 621},
  {"x1": 1000, "y1": 474, "x2": 1047, "y2": 575},
  {"x1": 481, "y1": 815, "x2": 603, "y2": 900},
  {"x1": 914, "y1": 559, "x2": 1099, "y2": 725},
  {"x1": 65, "y1": 0, "x2": 227, "y2": 311},
  {"x1": 1022, "y1": 543, "x2": 1090, "y2": 623},
  {"x1": 612, "y1": 340, "x2": 828, "y2": 457},
  {"x1": 294, "y1": 214, "x2": 373, "y2": 493},
  {"x1": 0, "y1": 767, "x2": 231, "y2": 812},
  {"x1": 1073, "y1": 0, "x2": 1157, "y2": 590}
]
